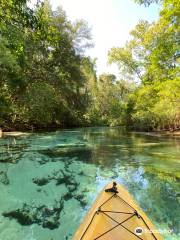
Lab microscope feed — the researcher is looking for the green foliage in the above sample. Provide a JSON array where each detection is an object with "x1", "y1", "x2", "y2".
[
  {"x1": 132, "y1": 85, "x2": 159, "y2": 130},
  {"x1": 153, "y1": 79, "x2": 180, "y2": 130},
  {"x1": 0, "y1": 37, "x2": 19, "y2": 72},
  {"x1": 0, "y1": 0, "x2": 40, "y2": 29},
  {"x1": 85, "y1": 73, "x2": 134, "y2": 126},
  {"x1": 0, "y1": 0, "x2": 95, "y2": 129},
  {"x1": 24, "y1": 82, "x2": 56, "y2": 126},
  {"x1": 108, "y1": 0, "x2": 180, "y2": 131},
  {"x1": 0, "y1": 85, "x2": 13, "y2": 126},
  {"x1": 0, "y1": 0, "x2": 179, "y2": 131},
  {"x1": 132, "y1": 79, "x2": 180, "y2": 130}
]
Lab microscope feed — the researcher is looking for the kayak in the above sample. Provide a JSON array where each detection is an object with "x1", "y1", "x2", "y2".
[{"x1": 73, "y1": 182, "x2": 162, "y2": 240}]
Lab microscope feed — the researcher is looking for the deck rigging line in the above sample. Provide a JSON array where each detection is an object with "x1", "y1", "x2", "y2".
[{"x1": 80, "y1": 182, "x2": 158, "y2": 240}]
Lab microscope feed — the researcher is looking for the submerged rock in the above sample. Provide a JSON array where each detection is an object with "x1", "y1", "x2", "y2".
[
  {"x1": 0, "y1": 142, "x2": 29, "y2": 164},
  {"x1": 3, "y1": 209, "x2": 34, "y2": 225},
  {"x1": 32, "y1": 177, "x2": 50, "y2": 186},
  {"x1": 73, "y1": 194, "x2": 87, "y2": 207},
  {"x1": 38, "y1": 146, "x2": 93, "y2": 163},
  {"x1": 0, "y1": 152, "x2": 22, "y2": 164},
  {"x1": 31, "y1": 165, "x2": 89, "y2": 209},
  {"x1": 32, "y1": 168, "x2": 79, "y2": 189},
  {"x1": 2, "y1": 200, "x2": 64, "y2": 229},
  {"x1": 0, "y1": 171, "x2": 9, "y2": 185}
]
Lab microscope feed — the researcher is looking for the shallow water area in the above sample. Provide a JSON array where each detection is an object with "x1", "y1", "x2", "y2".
[{"x1": 0, "y1": 127, "x2": 179, "y2": 240}]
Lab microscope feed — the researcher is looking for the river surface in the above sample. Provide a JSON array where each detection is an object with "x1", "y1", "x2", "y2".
[{"x1": 0, "y1": 127, "x2": 179, "y2": 240}]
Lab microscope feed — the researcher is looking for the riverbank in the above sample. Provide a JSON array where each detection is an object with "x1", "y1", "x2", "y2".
[
  {"x1": 0, "y1": 128, "x2": 180, "y2": 138},
  {"x1": 152, "y1": 129, "x2": 180, "y2": 136},
  {"x1": 162, "y1": 131, "x2": 180, "y2": 136},
  {"x1": 2, "y1": 132, "x2": 30, "y2": 137},
  {"x1": 134, "y1": 130, "x2": 180, "y2": 138}
]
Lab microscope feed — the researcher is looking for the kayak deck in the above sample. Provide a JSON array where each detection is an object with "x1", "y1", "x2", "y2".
[{"x1": 73, "y1": 182, "x2": 162, "y2": 240}]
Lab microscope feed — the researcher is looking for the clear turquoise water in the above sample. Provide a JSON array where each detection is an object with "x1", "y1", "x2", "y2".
[{"x1": 0, "y1": 127, "x2": 179, "y2": 240}]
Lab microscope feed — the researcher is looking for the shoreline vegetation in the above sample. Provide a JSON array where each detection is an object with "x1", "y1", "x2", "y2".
[{"x1": 0, "y1": 0, "x2": 179, "y2": 133}]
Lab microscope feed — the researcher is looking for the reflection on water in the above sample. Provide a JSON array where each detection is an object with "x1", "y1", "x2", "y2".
[{"x1": 0, "y1": 127, "x2": 179, "y2": 240}]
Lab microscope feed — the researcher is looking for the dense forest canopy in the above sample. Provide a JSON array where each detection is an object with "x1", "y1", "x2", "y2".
[
  {"x1": 0, "y1": 0, "x2": 96, "y2": 129},
  {"x1": 108, "y1": 0, "x2": 180, "y2": 130},
  {"x1": 0, "y1": 0, "x2": 179, "y2": 131}
]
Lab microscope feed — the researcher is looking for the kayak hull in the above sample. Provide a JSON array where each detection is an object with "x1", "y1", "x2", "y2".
[{"x1": 73, "y1": 182, "x2": 162, "y2": 240}]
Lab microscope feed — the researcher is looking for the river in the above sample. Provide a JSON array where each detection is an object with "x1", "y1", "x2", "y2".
[{"x1": 0, "y1": 127, "x2": 179, "y2": 240}]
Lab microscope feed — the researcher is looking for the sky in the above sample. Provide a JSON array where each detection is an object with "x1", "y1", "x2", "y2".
[{"x1": 32, "y1": 0, "x2": 160, "y2": 77}]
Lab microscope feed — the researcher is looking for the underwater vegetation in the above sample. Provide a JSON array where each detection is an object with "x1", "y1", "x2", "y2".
[{"x1": 0, "y1": 128, "x2": 179, "y2": 240}]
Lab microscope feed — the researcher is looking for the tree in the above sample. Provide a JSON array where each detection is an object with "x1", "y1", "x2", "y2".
[
  {"x1": 23, "y1": 82, "x2": 57, "y2": 127},
  {"x1": 0, "y1": 0, "x2": 40, "y2": 29},
  {"x1": 0, "y1": 0, "x2": 95, "y2": 129},
  {"x1": 108, "y1": 0, "x2": 180, "y2": 130},
  {"x1": 108, "y1": 21, "x2": 151, "y2": 83},
  {"x1": 84, "y1": 73, "x2": 134, "y2": 126}
]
